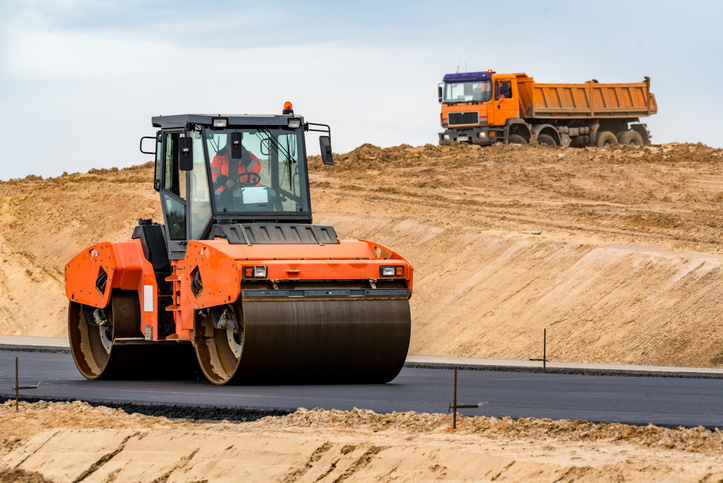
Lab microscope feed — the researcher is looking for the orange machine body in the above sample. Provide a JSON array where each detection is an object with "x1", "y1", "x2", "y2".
[
  {"x1": 65, "y1": 110, "x2": 415, "y2": 385},
  {"x1": 65, "y1": 238, "x2": 413, "y2": 343}
]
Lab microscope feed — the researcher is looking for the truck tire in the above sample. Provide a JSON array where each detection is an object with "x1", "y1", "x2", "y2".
[
  {"x1": 596, "y1": 131, "x2": 617, "y2": 148},
  {"x1": 508, "y1": 134, "x2": 528, "y2": 145},
  {"x1": 615, "y1": 131, "x2": 627, "y2": 142},
  {"x1": 537, "y1": 134, "x2": 557, "y2": 147},
  {"x1": 618, "y1": 130, "x2": 644, "y2": 146}
]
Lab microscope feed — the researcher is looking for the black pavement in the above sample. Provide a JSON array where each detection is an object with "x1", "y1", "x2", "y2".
[{"x1": 2, "y1": 350, "x2": 723, "y2": 429}]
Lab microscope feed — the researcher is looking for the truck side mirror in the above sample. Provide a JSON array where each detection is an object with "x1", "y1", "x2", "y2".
[
  {"x1": 179, "y1": 136, "x2": 193, "y2": 171},
  {"x1": 320, "y1": 136, "x2": 333, "y2": 165},
  {"x1": 438, "y1": 85, "x2": 443, "y2": 103}
]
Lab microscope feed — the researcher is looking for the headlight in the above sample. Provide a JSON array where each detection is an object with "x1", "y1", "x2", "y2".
[
  {"x1": 380, "y1": 266, "x2": 403, "y2": 277},
  {"x1": 288, "y1": 119, "x2": 301, "y2": 129},
  {"x1": 477, "y1": 132, "x2": 486, "y2": 138},
  {"x1": 243, "y1": 266, "x2": 268, "y2": 278},
  {"x1": 443, "y1": 134, "x2": 450, "y2": 140},
  {"x1": 254, "y1": 266, "x2": 267, "y2": 278},
  {"x1": 212, "y1": 117, "x2": 228, "y2": 128}
]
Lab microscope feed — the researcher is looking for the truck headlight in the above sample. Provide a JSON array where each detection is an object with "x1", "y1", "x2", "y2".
[
  {"x1": 478, "y1": 132, "x2": 486, "y2": 138},
  {"x1": 443, "y1": 134, "x2": 450, "y2": 140}
]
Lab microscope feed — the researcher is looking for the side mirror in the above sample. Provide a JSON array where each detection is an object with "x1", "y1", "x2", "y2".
[
  {"x1": 231, "y1": 132, "x2": 243, "y2": 159},
  {"x1": 139, "y1": 136, "x2": 156, "y2": 154},
  {"x1": 179, "y1": 136, "x2": 193, "y2": 171},
  {"x1": 438, "y1": 85, "x2": 443, "y2": 103},
  {"x1": 319, "y1": 136, "x2": 333, "y2": 165}
]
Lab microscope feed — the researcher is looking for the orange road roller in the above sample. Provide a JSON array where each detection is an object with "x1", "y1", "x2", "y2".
[{"x1": 64, "y1": 105, "x2": 413, "y2": 384}]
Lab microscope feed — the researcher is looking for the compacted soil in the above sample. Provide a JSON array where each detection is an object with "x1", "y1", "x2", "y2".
[{"x1": 1, "y1": 401, "x2": 723, "y2": 482}]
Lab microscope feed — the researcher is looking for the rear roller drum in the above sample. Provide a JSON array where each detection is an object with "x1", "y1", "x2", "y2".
[
  {"x1": 69, "y1": 292, "x2": 200, "y2": 380},
  {"x1": 68, "y1": 292, "x2": 138, "y2": 379}
]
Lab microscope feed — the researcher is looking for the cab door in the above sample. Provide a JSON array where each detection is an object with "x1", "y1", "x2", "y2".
[
  {"x1": 493, "y1": 76, "x2": 519, "y2": 126},
  {"x1": 160, "y1": 131, "x2": 189, "y2": 259}
]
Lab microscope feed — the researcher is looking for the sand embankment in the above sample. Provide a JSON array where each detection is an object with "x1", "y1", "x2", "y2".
[{"x1": 2, "y1": 142, "x2": 723, "y2": 367}]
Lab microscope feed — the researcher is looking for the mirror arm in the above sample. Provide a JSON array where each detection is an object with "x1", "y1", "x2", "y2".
[
  {"x1": 139, "y1": 136, "x2": 156, "y2": 155},
  {"x1": 305, "y1": 122, "x2": 332, "y2": 143},
  {"x1": 306, "y1": 122, "x2": 334, "y2": 165}
]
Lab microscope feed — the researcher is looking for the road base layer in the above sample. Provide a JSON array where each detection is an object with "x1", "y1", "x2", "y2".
[{"x1": 2, "y1": 400, "x2": 723, "y2": 483}]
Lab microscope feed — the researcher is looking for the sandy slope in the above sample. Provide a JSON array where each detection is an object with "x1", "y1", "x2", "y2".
[
  {"x1": 1, "y1": 401, "x2": 722, "y2": 482},
  {"x1": 2, "y1": 143, "x2": 723, "y2": 367}
]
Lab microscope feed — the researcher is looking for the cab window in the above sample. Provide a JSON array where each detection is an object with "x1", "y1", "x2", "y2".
[
  {"x1": 162, "y1": 132, "x2": 187, "y2": 241},
  {"x1": 163, "y1": 133, "x2": 186, "y2": 198},
  {"x1": 495, "y1": 80, "x2": 513, "y2": 100},
  {"x1": 205, "y1": 128, "x2": 309, "y2": 215}
]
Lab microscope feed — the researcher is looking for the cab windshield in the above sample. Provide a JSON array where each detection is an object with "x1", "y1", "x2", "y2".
[
  {"x1": 443, "y1": 81, "x2": 492, "y2": 103},
  {"x1": 204, "y1": 127, "x2": 309, "y2": 215}
]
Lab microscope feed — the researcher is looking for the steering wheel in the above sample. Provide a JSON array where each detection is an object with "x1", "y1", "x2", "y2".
[{"x1": 237, "y1": 172, "x2": 261, "y2": 186}]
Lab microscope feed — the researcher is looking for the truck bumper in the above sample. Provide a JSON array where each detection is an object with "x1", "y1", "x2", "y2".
[{"x1": 439, "y1": 128, "x2": 499, "y2": 145}]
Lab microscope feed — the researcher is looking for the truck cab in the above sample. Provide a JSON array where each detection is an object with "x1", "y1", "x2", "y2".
[{"x1": 438, "y1": 70, "x2": 520, "y2": 145}]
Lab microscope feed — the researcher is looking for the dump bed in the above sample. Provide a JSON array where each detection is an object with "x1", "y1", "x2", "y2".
[{"x1": 515, "y1": 74, "x2": 657, "y2": 119}]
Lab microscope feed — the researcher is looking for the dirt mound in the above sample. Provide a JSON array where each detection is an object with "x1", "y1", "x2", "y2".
[
  {"x1": 0, "y1": 163, "x2": 160, "y2": 336},
  {"x1": 3, "y1": 142, "x2": 723, "y2": 367},
  {"x1": 0, "y1": 469, "x2": 52, "y2": 483}
]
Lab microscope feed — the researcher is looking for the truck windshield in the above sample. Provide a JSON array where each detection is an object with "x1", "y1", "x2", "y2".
[
  {"x1": 443, "y1": 81, "x2": 492, "y2": 103},
  {"x1": 204, "y1": 127, "x2": 309, "y2": 215}
]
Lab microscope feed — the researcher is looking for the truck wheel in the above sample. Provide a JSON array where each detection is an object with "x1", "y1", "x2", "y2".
[
  {"x1": 537, "y1": 134, "x2": 557, "y2": 147},
  {"x1": 596, "y1": 131, "x2": 617, "y2": 147},
  {"x1": 508, "y1": 134, "x2": 528, "y2": 145},
  {"x1": 619, "y1": 130, "x2": 644, "y2": 146}
]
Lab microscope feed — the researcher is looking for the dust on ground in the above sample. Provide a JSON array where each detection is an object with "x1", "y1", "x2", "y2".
[
  {"x1": 1, "y1": 400, "x2": 722, "y2": 482},
  {"x1": 3, "y1": 143, "x2": 723, "y2": 367}
]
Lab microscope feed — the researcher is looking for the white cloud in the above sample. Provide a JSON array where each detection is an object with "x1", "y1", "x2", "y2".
[{"x1": 0, "y1": 24, "x2": 445, "y2": 180}]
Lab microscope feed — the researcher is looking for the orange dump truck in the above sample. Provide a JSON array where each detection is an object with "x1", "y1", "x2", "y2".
[{"x1": 439, "y1": 71, "x2": 658, "y2": 147}]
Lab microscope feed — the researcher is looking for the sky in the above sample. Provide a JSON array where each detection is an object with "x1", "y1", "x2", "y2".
[{"x1": 1, "y1": 0, "x2": 722, "y2": 180}]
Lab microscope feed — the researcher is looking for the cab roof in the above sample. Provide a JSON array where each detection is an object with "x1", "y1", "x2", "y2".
[
  {"x1": 151, "y1": 114, "x2": 302, "y2": 129},
  {"x1": 443, "y1": 71, "x2": 494, "y2": 83}
]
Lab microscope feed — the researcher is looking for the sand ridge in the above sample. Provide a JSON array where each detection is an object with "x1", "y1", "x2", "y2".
[{"x1": 2, "y1": 143, "x2": 723, "y2": 367}]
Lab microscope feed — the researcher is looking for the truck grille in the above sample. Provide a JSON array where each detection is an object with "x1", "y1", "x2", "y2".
[{"x1": 448, "y1": 111, "x2": 479, "y2": 126}]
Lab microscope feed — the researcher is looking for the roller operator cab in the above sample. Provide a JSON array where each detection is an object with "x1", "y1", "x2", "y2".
[{"x1": 65, "y1": 104, "x2": 413, "y2": 385}]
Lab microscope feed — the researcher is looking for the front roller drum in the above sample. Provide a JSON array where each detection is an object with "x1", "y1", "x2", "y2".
[
  {"x1": 68, "y1": 292, "x2": 198, "y2": 380},
  {"x1": 194, "y1": 298, "x2": 411, "y2": 385}
]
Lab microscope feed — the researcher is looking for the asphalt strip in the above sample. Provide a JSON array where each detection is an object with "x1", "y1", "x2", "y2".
[{"x1": 2, "y1": 343, "x2": 723, "y2": 379}]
